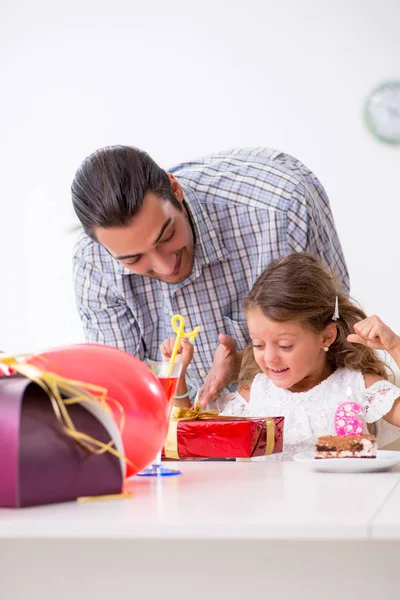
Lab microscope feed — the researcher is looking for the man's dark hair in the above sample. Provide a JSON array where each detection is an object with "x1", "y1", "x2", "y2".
[{"x1": 71, "y1": 145, "x2": 181, "y2": 239}]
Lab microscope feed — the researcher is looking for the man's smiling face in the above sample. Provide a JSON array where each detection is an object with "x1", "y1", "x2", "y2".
[{"x1": 94, "y1": 186, "x2": 195, "y2": 284}]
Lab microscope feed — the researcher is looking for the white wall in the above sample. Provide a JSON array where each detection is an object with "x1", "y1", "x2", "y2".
[{"x1": 1, "y1": 0, "x2": 399, "y2": 354}]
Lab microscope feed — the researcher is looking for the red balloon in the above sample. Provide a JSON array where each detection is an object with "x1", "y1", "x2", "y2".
[{"x1": 27, "y1": 344, "x2": 169, "y2": 477}]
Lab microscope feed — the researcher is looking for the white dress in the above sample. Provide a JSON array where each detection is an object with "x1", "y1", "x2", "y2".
[{"x1": 219, "y1": 368, "x2": 400, "y2": 460}]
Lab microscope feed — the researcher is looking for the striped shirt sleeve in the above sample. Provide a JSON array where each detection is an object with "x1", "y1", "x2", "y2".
[
  {"x1": 73, "y1": 253, "x2": 145, "y2": 358},
  {"x1": 287, "y1": 181, "x2": 349, "y2": 293}
]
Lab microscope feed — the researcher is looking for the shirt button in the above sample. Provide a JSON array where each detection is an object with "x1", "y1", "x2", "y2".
[{"x1": 200, "y1": 371, "x2": 207, "y2": 377}]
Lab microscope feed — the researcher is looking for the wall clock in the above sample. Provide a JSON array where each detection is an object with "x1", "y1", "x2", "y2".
[{"x1": 364, "y1": 81, "x2": 400, "y2": 145}]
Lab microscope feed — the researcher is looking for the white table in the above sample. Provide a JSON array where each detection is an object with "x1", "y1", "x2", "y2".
[{"x1": 1, "y1": 461, "x2": 400, "y2": 599}]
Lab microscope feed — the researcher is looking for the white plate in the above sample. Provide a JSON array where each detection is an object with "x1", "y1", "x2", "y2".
[{"x1": 293, "y1": 450, "x2": 400, "y2": 473}]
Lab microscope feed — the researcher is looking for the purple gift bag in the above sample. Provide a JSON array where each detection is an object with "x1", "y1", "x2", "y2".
[{"x1": 0, "y1": 375, "x2": 124, "y2": 507}]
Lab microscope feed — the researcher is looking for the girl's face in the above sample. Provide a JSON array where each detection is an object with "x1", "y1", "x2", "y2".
[{"x1": 246, "y1": 307, "x2": 336, "y2": 393}]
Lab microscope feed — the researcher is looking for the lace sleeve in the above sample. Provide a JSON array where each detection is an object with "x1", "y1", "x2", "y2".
[
  {"x1": 218, "y1": 392, "x2": 251, "y2": 417},
  {"x1": 363, "y1": 380, "x2": 400, "y2": 423}
]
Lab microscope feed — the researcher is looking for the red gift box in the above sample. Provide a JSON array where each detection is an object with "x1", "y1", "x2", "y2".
[{"x1": 163, "y1": 408, "x2": 284, "y2": 459}]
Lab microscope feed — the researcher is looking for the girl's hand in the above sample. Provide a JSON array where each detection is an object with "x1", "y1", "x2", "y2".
[
  {"x1": 160, "y1": 337, "x2": 194, "y2": 371},
  {"x1": 347, "y1": 315, "x2": 400, "y2": 353}
]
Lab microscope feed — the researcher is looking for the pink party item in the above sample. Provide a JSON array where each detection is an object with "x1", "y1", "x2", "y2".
[{"x1": 334, "y1": 401, "x2": 364, "y2": 436}]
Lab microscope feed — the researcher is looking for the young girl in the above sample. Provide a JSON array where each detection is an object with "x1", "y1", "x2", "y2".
[{"x1": 161, "y1": 253, "x2": 400, "y2": 459}]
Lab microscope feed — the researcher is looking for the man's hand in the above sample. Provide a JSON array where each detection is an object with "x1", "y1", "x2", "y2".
[
  {"x1": 347, "y1": 315, "x2": 400, "y2": 353},
  {"x1": 199, "y1": 333, "x2": 238, "y2": 407}
]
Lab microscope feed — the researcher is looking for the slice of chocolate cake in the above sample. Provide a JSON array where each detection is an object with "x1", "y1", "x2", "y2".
[{"x1": 315, "y1": 435, "x2": 377, "y2": 459}]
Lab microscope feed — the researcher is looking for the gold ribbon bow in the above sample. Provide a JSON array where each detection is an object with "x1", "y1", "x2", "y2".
[{"x1": 165, "y1": 406, "x2": 275, "y2": 459}]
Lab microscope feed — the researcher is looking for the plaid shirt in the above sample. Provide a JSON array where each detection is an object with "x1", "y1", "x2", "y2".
[{"x1": 73, "y1": 147, "x2": 349, "y2": 395}]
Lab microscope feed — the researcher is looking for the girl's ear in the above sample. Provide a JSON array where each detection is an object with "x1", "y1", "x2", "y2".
[{"x1": 321, "y1": 322, "x2": 337, "y2": 349}]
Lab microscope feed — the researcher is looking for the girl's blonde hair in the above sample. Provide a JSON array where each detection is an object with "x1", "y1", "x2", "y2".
[{"x1": 238, "y1": 252, "x2": 388, "y2": 385}]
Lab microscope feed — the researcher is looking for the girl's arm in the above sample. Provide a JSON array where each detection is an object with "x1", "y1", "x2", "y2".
[
  {"x1": 349, "y1": 316, "x2": 400, "y2": 427},
  {"x1": 347, "y1": 315, "x2": 400, "y2": 367},
  {"x1": 160, "y1": 338, "x2": 193, "y2": 408},
  {"x1": 173, "y1": 363, "x2": 191, "y2": 408},
  {"x1": 382, "y1": 398, "x2": 400, "y2": 427}
]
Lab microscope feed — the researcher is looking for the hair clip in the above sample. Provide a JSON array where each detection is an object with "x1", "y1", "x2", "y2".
[{"x1": 332, "y1": 296, "x2": 340, "y2": 321}]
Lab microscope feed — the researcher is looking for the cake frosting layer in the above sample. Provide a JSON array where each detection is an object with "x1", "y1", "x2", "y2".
[{"x1": 315, "y1": 435, "x2": 377, "y2": 459}]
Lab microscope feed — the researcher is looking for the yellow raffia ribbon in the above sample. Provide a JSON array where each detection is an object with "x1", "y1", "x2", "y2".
[
  {"x1": 167, "y1": 314, "x2": 200, "y2": 377},
  {"x1": 77, "y1": 491, "x2": 133, "y2": 503},
  {"x1": 164, "y1": 406, "x2": 276, "y2": 459},
  {"x1": 264, "y1": 419, "x2": 275, "y2": 456},
  {"x1": 0, "y1": 354, "x2": 137, "y2": 485}
]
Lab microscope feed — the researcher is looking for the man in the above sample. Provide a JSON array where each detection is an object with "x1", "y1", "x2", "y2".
[{"x1": 72, "y1": 146, "x2": 349, "y2": 405}]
